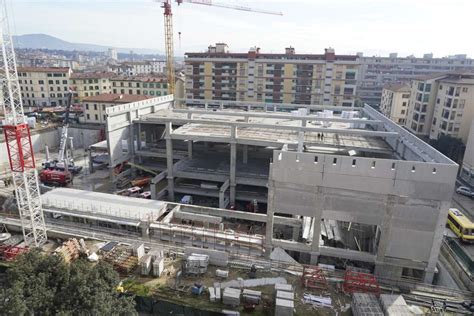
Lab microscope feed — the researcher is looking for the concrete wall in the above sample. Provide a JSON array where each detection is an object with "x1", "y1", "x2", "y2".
[
  {"x1": 267, "y1": 150, "x2": 457, "y2": 282},
  {"x1": 106, "y1": 95, "x2": 174, "y2": 167},
  {"x1": 0, "y1": 126, "x2": 101, "y2": 170}
]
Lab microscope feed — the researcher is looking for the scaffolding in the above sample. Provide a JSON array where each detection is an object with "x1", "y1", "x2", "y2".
[
  {"x1": 343, "y1": 270, "x2": 381, "y2": 295},
  {"x1": 301, "y1": 265, "x2": 328, "y2": 290}
]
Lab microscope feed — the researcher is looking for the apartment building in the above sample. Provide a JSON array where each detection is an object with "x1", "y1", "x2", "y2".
[
  {"x1": 185, "y1": 44, "x2": 360, "y2": 106},
  {"x1": 108, "y1": 60, "x2": 166, "y2": 76},
  {"x1": 379, "y1": 84, "x2": 410, "y2": 124},
  {"x1": 17, "y1": 67, "x2": 72, "y2": 108},
  {"x1": 111, "y1": 75, "x2": 168, "y2": 97},
  {"x1": 357, "y1": 54, "x2": 474, "y2": 106},
  {"x1": 405, "y1": 72, "x2": 474, "y2": 143},
  {"x1": 82, "y1": 93, "x2": 151, "y2": 124},
  {"x1": 70, "y1": 72, "x2": 114, "y2": 103}
]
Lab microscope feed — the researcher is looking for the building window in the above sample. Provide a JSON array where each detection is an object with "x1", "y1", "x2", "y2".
[
  {"x1": 48, "y1": 80, "x2": 53, "y2": 84},
  {"x1": 103, "y1": 115, "x2": 106, "y2": 121},
  {"x1": 462, "y1": 87, "x2": 468, "y2": 93},
  {"x1": 95, "y1": 114, "x2": 98, "y2": 121},
  {"x1": 86, "y1": 104, "x2": 89, "y2": 110},
  {"x1": 102, "y1": 104, "x2": 105, "y2": 111},
  {"x1": 86, "y1": 114, "x2": 90, "y2": 119},
  {"x1": 38, "y1": 80, "x2": 44, "y2": 84},
  {"x1": 94, "y1": 104, "x2": 97, "y2": 110}
]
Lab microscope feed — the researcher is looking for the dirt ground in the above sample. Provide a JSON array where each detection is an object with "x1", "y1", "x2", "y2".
[{"x1": 129, "y1": 258, "x2": 352, "y2": 316}]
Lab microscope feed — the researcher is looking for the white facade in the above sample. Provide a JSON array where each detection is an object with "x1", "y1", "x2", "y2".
[{"x1": 379, "y1": 84, "x2": 410, "y2": 125}]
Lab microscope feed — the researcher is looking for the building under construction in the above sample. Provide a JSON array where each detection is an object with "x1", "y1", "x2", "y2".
[{"x1": 97, "y1": 95, "x2": 458, "y2": 283}]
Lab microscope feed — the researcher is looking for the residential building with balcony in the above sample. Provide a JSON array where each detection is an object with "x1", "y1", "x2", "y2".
[
  {"x1": 17, "y1": 67, "x2": 72, "y2": 108},
  {"x1": 110, "y1": 75, "x2": 168, "y2": 98},
  {"x1": 405, "y1": 72, "x2": 474, "y2": 143},
  {"x1": 357, "y1": 53, "x2": 474, "y2": 106},
  {"x1": 184, "y1": 44, "x2": 360, "y2": 107},
  {"x1": 379, "y1": 84, "x2": 411, "y2": 125}
]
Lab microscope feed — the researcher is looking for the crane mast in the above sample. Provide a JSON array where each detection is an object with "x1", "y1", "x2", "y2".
[
  {"x1": 0, "y1": 0, "x2": 47, "y2": 247},
  {"x1": 157, "y1": 0, "x2": 282, "y2": 97},
  {"x1": 57, "y1": 91, "x2": 73, "y2": 163}
]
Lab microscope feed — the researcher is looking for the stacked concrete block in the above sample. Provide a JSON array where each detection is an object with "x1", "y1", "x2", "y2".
[
  {"x1": 242, "y1": 289, "x2": 261, "y2": 305},
  {"x1": 276, "y1": 291, "x2": 294, "y2": 301},
  {"x1": 152, "y1": 256, "x2": 165, "y2": 277},
  {"x1": 209, "y1": 287, "x2": 216, "y2": 302},
  {"x1": 379, "y1": 294, "x2": 412, "y2": 316},
  {"x1": 215, "y1": 285, "x2": 221, "y2": 301},
  {"x1": 275, "y1": 283, "x2": 293, "y2": 292},
  {"x1": 184, "y1": 246, "x2": 228, "y2": 267},
  {"x1": 132, "y1": 243, "x2": 145, "y2": 259},
  {"x1": 275, "y1": 298, "x2": 294, "y2": 316},
  {"x1": 223, "y1": 287, "x2": 241, "y2": 307},
  {"x1": 139, "y1": 254, "x2": 152, "y2": 276},
  {"x1": 352, "y1": 293, "x2": 383, "y2": 316}
]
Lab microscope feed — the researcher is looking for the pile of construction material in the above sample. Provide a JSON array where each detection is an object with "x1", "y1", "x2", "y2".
[
  {"x1": 242, "y1": 289, "x2": 261, "y2": 305},
  {"x1": 184, "y1": 246, "x2": 228, "y2": 267},
  {"x1": 208, "y1": 285, "x2": 222, "y2": 303},
  {"x1": 139, "y1": 249, "x2": 165, "y2": 277},
  {"x1": 54, "y1": 238, "x2": 81, "y2": 263},
  {"x1": 352, "y1": 293, "x2": 383, "y2": 316},
  {"x1": 302, "y1": 293, "x2": 332, "y2": 309},
  {"x1": 184, "y1": 253, "x2": 209, "y2": 275},
  {"x1": 275, "y1": 283, "x2": 294, "y2": 316},
  {"x1": 223, "y1": 287, "x2": 241, "y2": 307},
  {"x1": 379, "y1": 294, "x2": 412, "y2": 316},
  {"x1": 216, "y1": 269, "x2": 229, "y2": 278},
  {"x1": 102, "y1": 245, "x2": 138, "y2": 274}
]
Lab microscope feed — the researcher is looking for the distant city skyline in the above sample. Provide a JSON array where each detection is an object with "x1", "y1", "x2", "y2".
[{"x1": 10, "y1": 0, "x2": 474, "y2": 58}]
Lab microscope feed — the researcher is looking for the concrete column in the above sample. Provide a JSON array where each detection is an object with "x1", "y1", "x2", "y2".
[
  {"x1": 292, "y1": 216, "x2": 301, "y2": 241},
  {"x1": 265, "y1": 184, "x2": 275, "y2": 255},
  {"x1": 376, "y1": 195, "x2": 395, "y2": 262},
  {"x1": 229, "y1": 126, "x2": 237, "y2": 205},
  {"x1": 310, "y1": 188, "x2": 323, "y2": 265},
  {"x1": 230, "y1": 142, "x2": 237, "y2": 205},
  {"x1": 297, "y1": 131, "x2": 304, "y2": 152},
  {"x1": 219, "y1": 179, "x2": 230, "y2": 209},
  {"x1": 137, "y1": 123, "x2": 142, "y2": 151},
  {"x1": 243, "y1": 144, "x2": 248, "y2": 164},
  {"x1": 140, "y1": 221, "x2": 150, "y2": 238},
  {"x1": 424, "y1": 200, "x2": 452, "y2": 283},
  {"x1": 187, "y1": 141, "x2": 193, "y2": 159},
  {"x1": 88, "y1": 149, "x2": 94, "y2": 174},
  {"x1": 165, "y1": 122, "x2": 175, "y2": 202}
]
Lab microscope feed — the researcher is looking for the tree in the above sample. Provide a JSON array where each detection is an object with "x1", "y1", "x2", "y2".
[
  {"x1": 0, "y1": 249, "x2": 137, "y2": 315},
  {"x1": 430, "y1": 135, "x2": 466, "y2": 163}
]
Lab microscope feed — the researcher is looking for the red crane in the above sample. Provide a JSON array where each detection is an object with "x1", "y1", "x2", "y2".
[{"x1": 0, "y1": 0, "x2": 47, "y2": 247}]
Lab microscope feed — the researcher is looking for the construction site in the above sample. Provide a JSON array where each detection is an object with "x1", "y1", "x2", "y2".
[{"x1": 1, "y1": 0, "x2": 474, "y2": 315}]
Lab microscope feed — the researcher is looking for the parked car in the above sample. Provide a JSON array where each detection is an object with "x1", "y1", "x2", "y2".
[{"x1": 456, "y1": 186, "x2": 474, "y2": 198}]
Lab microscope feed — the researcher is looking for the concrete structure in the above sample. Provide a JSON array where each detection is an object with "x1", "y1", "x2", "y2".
[
  {"x1": 17, "y1": 67, "x2": 72, "y2": 108},
  {"x1": 82, "y1": 93, "x2": 151, "y2": 124},
  {"x1": 357, "y1": 54, "x2": 474, "y2": 106},
  {"x1": 379, "y1": 84, "x2": 410, "y2": 125},
  {"x1": 104, "y1": 96, "x2": 458, "y2": 282},
  {"x1": 405, "y1": 72, "x2": 474, "y2": 143},
  {"x1": 185, "y1": 44, "x2": 359, "y2": 106},
  {"x1": 460, "y1": 120, "x2": 474, "y2": 186}
]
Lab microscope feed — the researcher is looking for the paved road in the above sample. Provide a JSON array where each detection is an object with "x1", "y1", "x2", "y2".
[{"x1": 452, "y1": 191, "x2": 474, "y2": 221}]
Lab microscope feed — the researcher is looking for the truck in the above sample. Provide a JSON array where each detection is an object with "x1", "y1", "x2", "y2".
[{"x1": 39, "y1": 169, "x2": 72, "y2": 187}]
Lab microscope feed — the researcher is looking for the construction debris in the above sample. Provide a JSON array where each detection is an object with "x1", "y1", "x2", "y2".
[
  {"x1": 351, "y1": 293, "x2": 383, "y2": 316},
  {"x1": 54, "y1": 238, "x2": 81, "y2": 263},
  {"x1": 301, "y1": 265, "x2": 328, "y2": 290},
  {"x1": 302, "y1": 293, "x2": 332, "y2": 309},
  {"x1": 102, "y1": 246, "x2": 138, "y2": 274}
]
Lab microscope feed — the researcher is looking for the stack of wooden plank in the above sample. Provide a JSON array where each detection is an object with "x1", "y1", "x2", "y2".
[{"x1": 55, "y1": 238, "x2": 81, "y2": 263}]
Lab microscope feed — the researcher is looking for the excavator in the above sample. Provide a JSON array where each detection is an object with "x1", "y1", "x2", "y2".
[{"x1": 40, "y1": 91, "x2": 81, "y2": 186}]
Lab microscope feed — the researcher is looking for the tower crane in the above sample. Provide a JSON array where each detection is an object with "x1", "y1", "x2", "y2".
[
  {"x1": 156, "y1": 0, "x2": 283, "y2": 95},
  {"x1": 0, "y1": 0, "x2": 47, "y2": 247}
]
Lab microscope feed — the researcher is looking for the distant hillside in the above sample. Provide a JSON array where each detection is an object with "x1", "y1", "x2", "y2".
[{"x1": 13, "y1": 33, "x2": 162, "y2": 55}]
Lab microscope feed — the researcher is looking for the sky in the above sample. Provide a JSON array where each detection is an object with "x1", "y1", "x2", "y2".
[{"x1": 9, "y1": 0, "x2": 474, "y2": 58}]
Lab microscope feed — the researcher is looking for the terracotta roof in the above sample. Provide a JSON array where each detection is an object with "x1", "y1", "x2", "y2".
[
  {"x1": 71, "y1": 71, "x2": 116, "y2": 79},
  {"x1": 17, "y1": 67, "x2": 70, "y2": 73},
  {"x1": 383, "y1": 83, "x2": 410, "y2": 92},
  {"x1": 82, "y1": 93, "x2": 151, "y2": 103}
]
